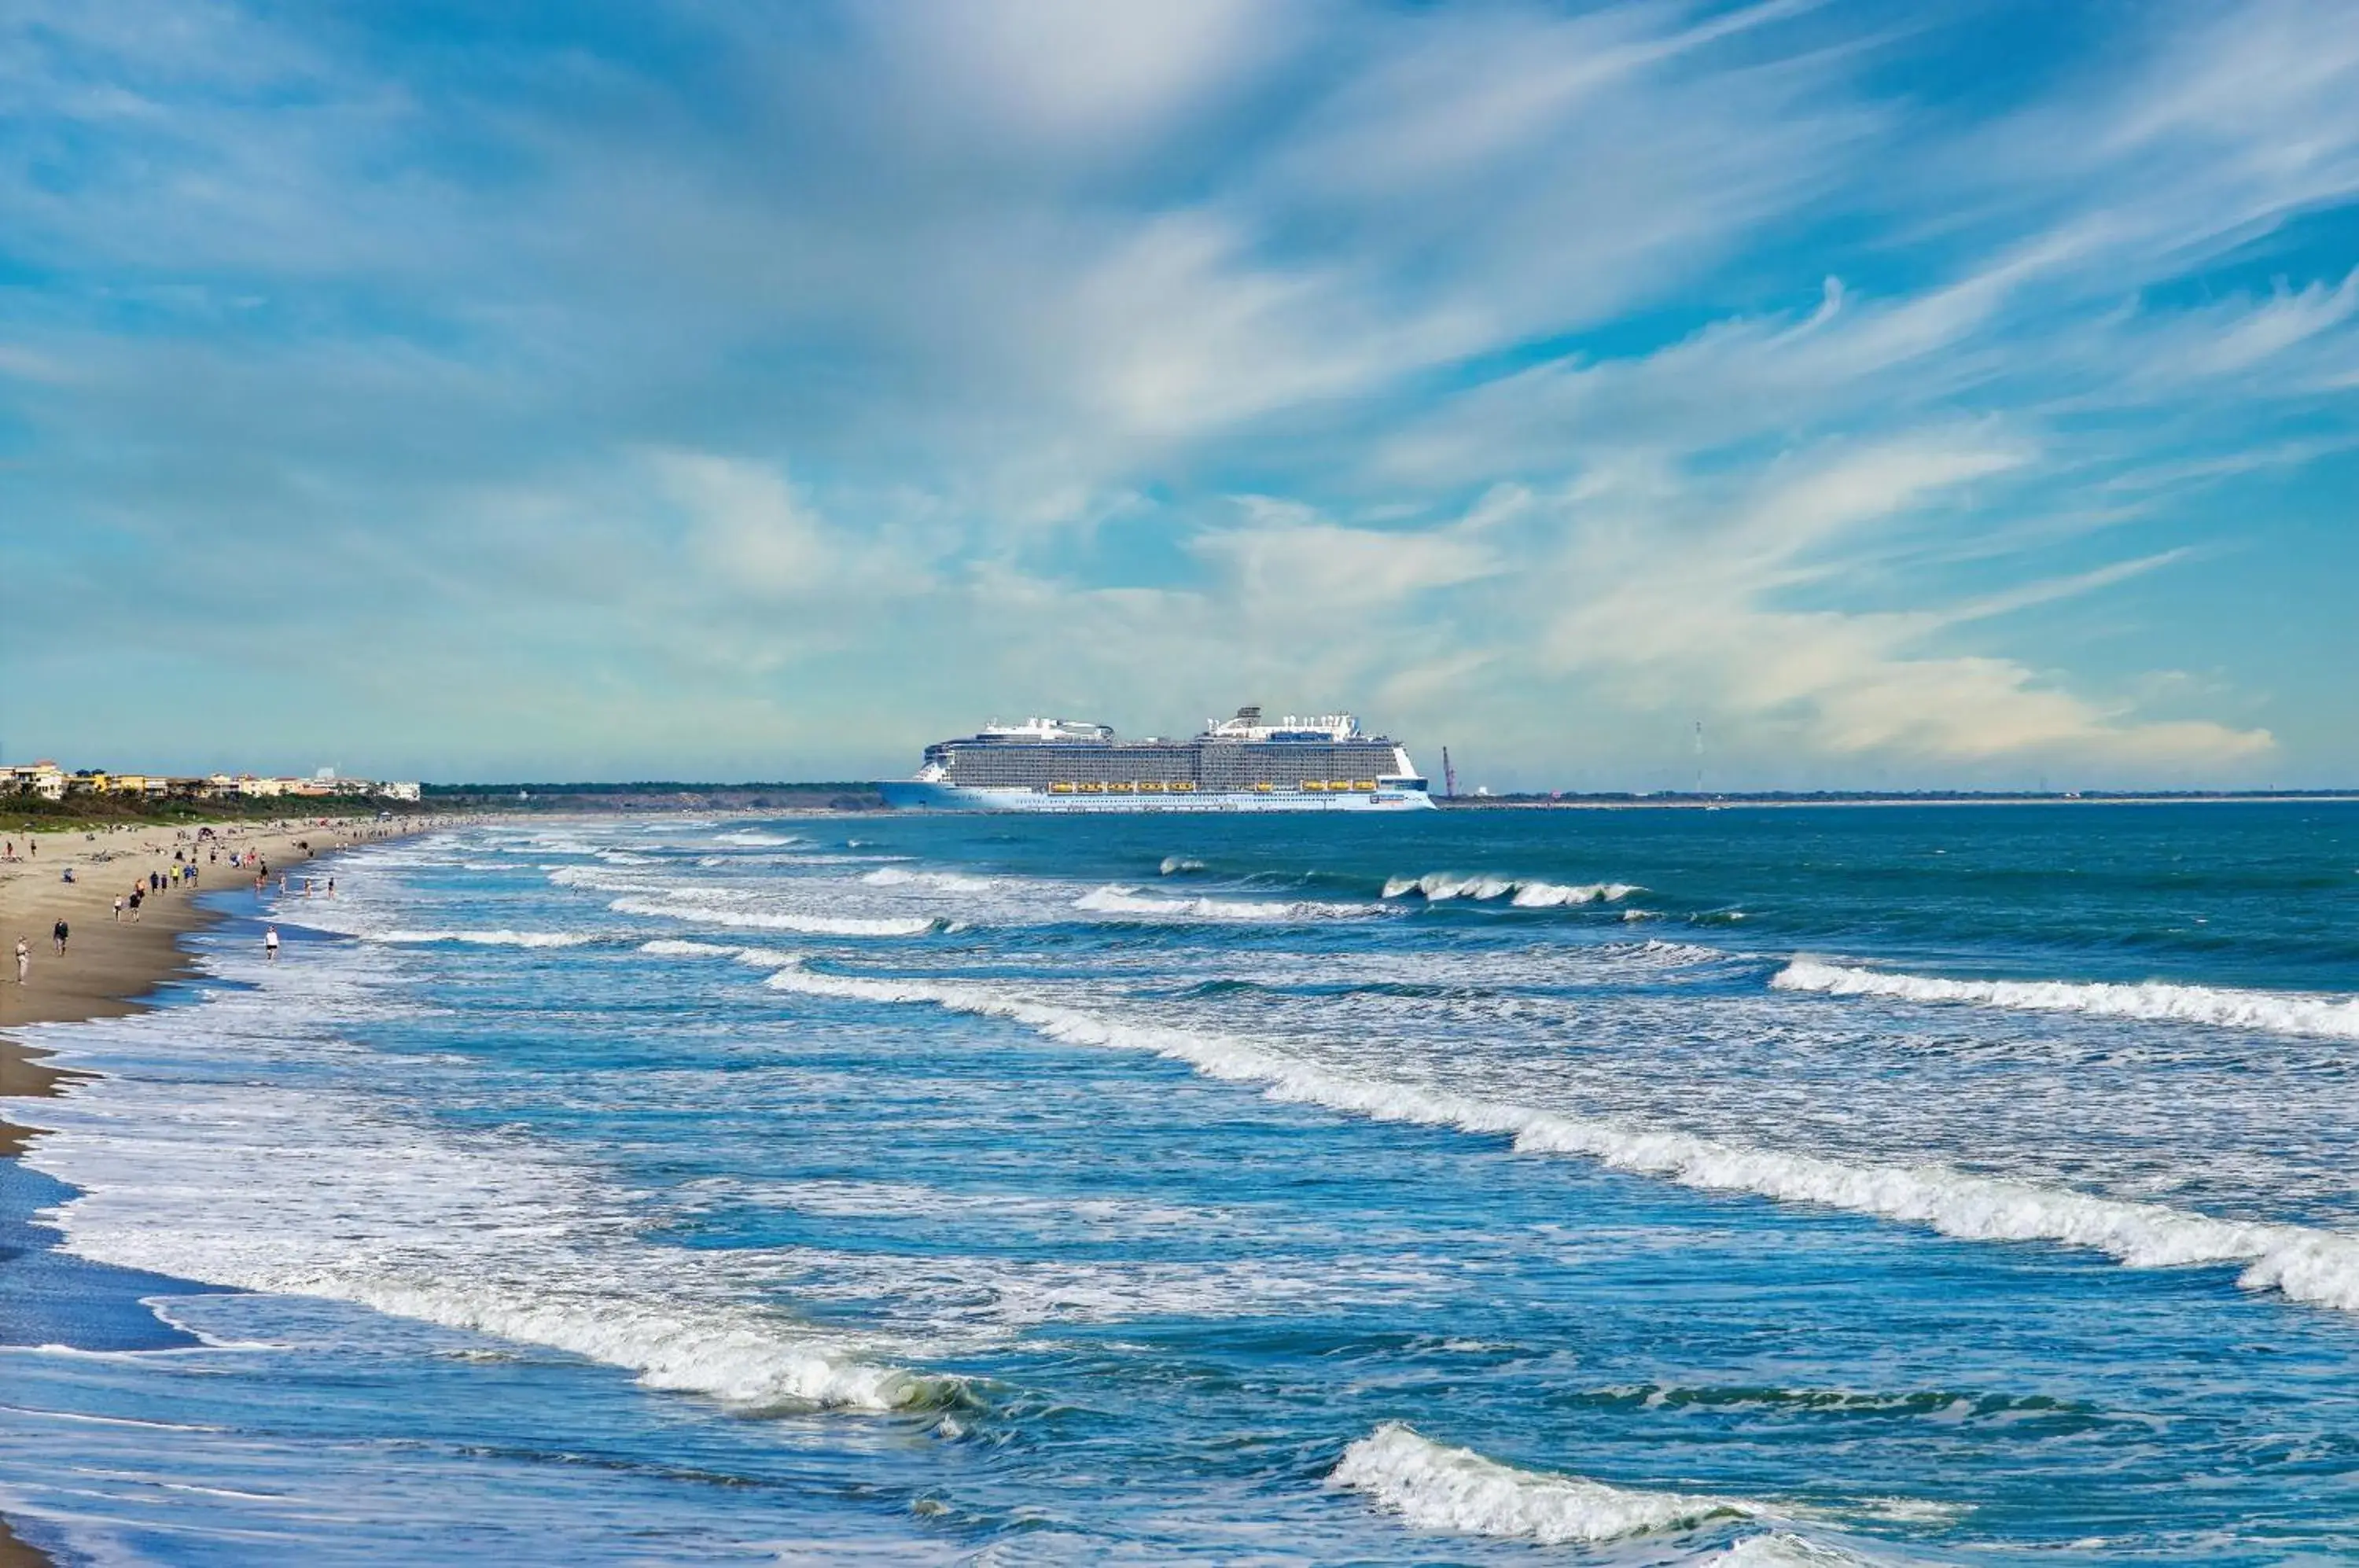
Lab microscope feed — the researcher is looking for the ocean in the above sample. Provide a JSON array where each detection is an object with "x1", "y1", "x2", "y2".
[{"x1": 2, "y1": 804, "x2": 2355, "y2": 1563}]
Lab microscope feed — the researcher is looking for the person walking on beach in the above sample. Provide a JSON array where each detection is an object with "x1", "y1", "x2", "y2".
[
  {"x1": 13, "y1": 938, "x2": 27, "y2": 984},
  {"x1": 264, "y1": 926, "x2": 280, "y2": 963},
  {"x1": 52, "y1": 919, "x2": 67, "y2": 956},
  {"x1": 113, "y1": 894, "x2": 124, "y2": 922}
]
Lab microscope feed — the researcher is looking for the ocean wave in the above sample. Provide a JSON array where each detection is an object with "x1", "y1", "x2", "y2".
[
  {"x1": 757, "y1": 963, "x2": 2359, "y2": 1315},
  {"x1": 859, "y1": 867, "x2": 999, "y2": 893},
  {"x1": 344, "y1": 1276, "x2": 948, "y2": 1413},
  {"x1": 374, "y1": 929, "x2": 598, "y2": 949},
  {"x1": 640, "y1": 938, "x2": 800, "y2": 968},
  {"x1": 1329, "y1": 1422, "x2": 1751, "y2": 1544},
  {"x1": 1773, "y1": 960, "x2": 2359, "y2": 1041},
  {"x1": 609, "y1": 896, "x2": 937, "y2": 938},
  {"x1": 1074, "y1": 885, "x2": 1386, "y2": 922},
  {"x1": 1717, "y1": 1533, "x2": 1887, "y2": 1566},
  {"x1": 709, "y1": 830, "x2": 808, "y2": 848},
  {"x1": 695, "y1": 852, "x2": 901, "y2": 869},
  {"x1": 547, "y1": 865, "x2": 668, "y2": 893},
  {"x1": 1159, "y1": 856, "x2": 1205, "y2": 875},
  {"x1": 1382, "y1": 872, "x2": 1639, "y2": 906},
  {"x1": 21, "y1": 1066, "x2": 949, "y2": 1415}
]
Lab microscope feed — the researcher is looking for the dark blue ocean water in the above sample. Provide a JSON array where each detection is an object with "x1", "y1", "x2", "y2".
[{"x1": 2, "y1": 804, "x2": 2355, "y2": 1563}]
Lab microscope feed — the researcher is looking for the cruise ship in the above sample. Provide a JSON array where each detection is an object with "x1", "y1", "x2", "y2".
[{"x1": 878, "y1": 707, "x2": 1437, "y2": 812}]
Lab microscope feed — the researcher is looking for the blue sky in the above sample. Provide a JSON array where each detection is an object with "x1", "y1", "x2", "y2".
[{"x1": 2, "y1": 0, "x2": 2354, "y2": 787}]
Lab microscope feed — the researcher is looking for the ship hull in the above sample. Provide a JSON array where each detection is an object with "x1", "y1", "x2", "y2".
[{"x1": 878, "y1": 781, "x2": 1437, "y2": 813}]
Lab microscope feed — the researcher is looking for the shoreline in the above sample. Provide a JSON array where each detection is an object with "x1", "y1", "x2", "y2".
[{"x1": 0, "y1": 814, "x2": 455, "y2": 1565}]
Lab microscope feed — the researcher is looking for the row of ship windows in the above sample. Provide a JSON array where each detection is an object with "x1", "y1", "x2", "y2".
[
  {"x1": 1040, "y1": 779, "x2": 1386, "y2": 795},
  {"x1": 944, "y1": 753, "x2": 1401, "y2": 786}
]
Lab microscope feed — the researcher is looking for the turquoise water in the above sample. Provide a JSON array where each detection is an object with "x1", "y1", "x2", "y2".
[{"x1": 2, "y1": 804, "x2": 2355, "y2": 1562}]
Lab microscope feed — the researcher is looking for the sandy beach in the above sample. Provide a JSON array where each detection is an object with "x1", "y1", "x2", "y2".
[{"x1": 0, "y1": 812, "x2": 440, "y2": 1564}]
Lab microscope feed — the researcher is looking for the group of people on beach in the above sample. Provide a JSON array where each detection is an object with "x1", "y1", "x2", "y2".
[{"x1": 6, "y1": 813, "x2": 461, "y2": 997}]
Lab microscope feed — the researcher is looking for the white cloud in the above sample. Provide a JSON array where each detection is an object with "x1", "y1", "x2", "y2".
[
  {"x1": 1530, "y1": 436, "x2": 2273, "y2": 768},
  {"x1": 0, "y1": 0, "x2": 2346, "y2": 781}
]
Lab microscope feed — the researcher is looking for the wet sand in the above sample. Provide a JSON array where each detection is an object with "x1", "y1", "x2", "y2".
[{"x1": 0, "y1": 813, "x2": 447, "y2": 1563}]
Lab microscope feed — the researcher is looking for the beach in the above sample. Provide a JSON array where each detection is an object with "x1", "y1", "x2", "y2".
[{"x1": 0, "y1": 813, "x2": 432, "y2": 1564}]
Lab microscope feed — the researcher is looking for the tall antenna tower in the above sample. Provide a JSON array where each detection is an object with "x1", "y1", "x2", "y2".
[
  {"x1": 1441, "y1": 747, "x2": 1457, "y2": 801},
  {"x1": 1693, "y1": 720, "x2": 1705, "y2": 797}
]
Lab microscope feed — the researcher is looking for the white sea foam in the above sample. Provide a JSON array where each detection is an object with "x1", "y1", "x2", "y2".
[
  {"x1": 547, "y1": 865, "x2": 666, "y2": 893},
  {"x1": 1773, "y1": 960, "x2": 2359, "y2": 1042},
  {"x1": 710, "y1": 830, "x2": 807, "y2": 848},
  {"x1": 1716, "y1": 1533, "x2": 1886, "y2": 1566},
  {"x1": 374, "y1": 929, "x2": 598, "y2": 949},
  {"x1": 1511, "y1": 880, "x2": 1641, "y2": 907},
  {"x1": 640, "y1": 939, "x2": 800, "y2": 968},
  {"x1": 640, "y1": 938, "x2": 746, "y2": 957},
  {"x1": 758, "y1": 963, "x2": 2359, "y2": 1315},
  {"x1": 859, "y1": 867, "x2": 998, "y2": 893},
  {"x1": 609, "y1": 897, "x2": 936, "y2": 938},
  {"x1": 1382, "y1": 871, "x2": 1638, "y2": 905},
  {"x1": 1073, "y1": 885, "x2": 1385, "y2": 922},
  {"x1": 18, "y1": 1018, "x2": 945, "y2": 1414},
  {"x1": 1159, "y1": 856, "x2": 1205, "y2": 875},
  {"x1": 1330, "y1": 1423, "x2": 1751, "y2": 1544}
]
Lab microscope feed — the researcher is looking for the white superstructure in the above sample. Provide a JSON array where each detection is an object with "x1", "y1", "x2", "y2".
[{"x1": 881, "y1": 705, "x2": 1436, "y2": 813}]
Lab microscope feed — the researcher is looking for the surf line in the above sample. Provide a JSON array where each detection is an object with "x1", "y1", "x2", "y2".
[{"x1": 744, "y1": 957, "x2": 2359, "y2": 1318}]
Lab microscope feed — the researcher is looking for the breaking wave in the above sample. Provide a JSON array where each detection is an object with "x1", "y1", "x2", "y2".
[
  {"x1": 20, "y1": 1048, "x2": 950, "y2": 1415},
  {"x1": 374, "y1": 929, "x2": 598, "y2": 949},
  {"x1": 547, "y1": 865, "x2": 667, "y2": 893},
  {"x1": 640, "y1": 938, "x2": 800, "y2": 968},
  {"x1": 1383, "y1": 872, "x2": 1639, "y2": 906},
  {"x1": 859, "y1": 867, "x2": 999, "y2": 893},
  {"x1": 1718, "y1": 1534, "x2": 1888, "y2": 1566},
  {"x1": 1074, "y1": 885, "x2": 1387, "y2": 922},
  {"x1": 1773, "y1": 960, "x2": 2359, "y2": 1042},
  {"x1": 1159, "y1": 856, "x2": 1206, "y2": 875},
  {"x1": 1330, "y1": 1422, "x2": 1751, "y2": 1544},
  {"x1": 756, "y1": 963, "x2": 2359, "y2": 1315},
  {"x1": 609, "y1": 897, "x2": 937, "y2": 938}
]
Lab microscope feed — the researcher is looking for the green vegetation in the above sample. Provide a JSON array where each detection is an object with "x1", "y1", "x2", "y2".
[{"x1": 4, "y1": 792, "x2": 425, "y2": 834}]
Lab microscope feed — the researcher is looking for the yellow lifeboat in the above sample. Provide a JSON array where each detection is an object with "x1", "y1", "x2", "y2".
[
  {"x1": 1172, "y1": 781, "x2": 1197, "y2": 793},
  {"x1": 1078, "y1": 781, "x2": 1106, "y2": 794},
  {"x1": 1047, "y1": 782, "x2": 1076, "y2": 794},
  {"x1": 1136, "y1": 780, "x2": 1165, "y2": 793},
  {"x1": 1253, "y1": 782, "x2": 1275, "y2": 793},
  {"x1": 1352, "y1": 780, "x2": 1377, "y2": 793},
  {"x1": 1104, "y1": 780, "x2": 1134, "y2": 793},
  {"x1": 1301, "y1": 779, "x2": 1327, "y2": 793}
]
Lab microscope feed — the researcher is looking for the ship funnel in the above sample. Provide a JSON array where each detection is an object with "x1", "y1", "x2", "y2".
[{"x1": 1235, "y1": 705, "x2": 1262, "y2": 721}]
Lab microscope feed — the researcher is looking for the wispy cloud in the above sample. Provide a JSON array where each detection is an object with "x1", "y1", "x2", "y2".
[{"x1": 0, "y1": 0, "x2": 2350, "y2": 782}]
